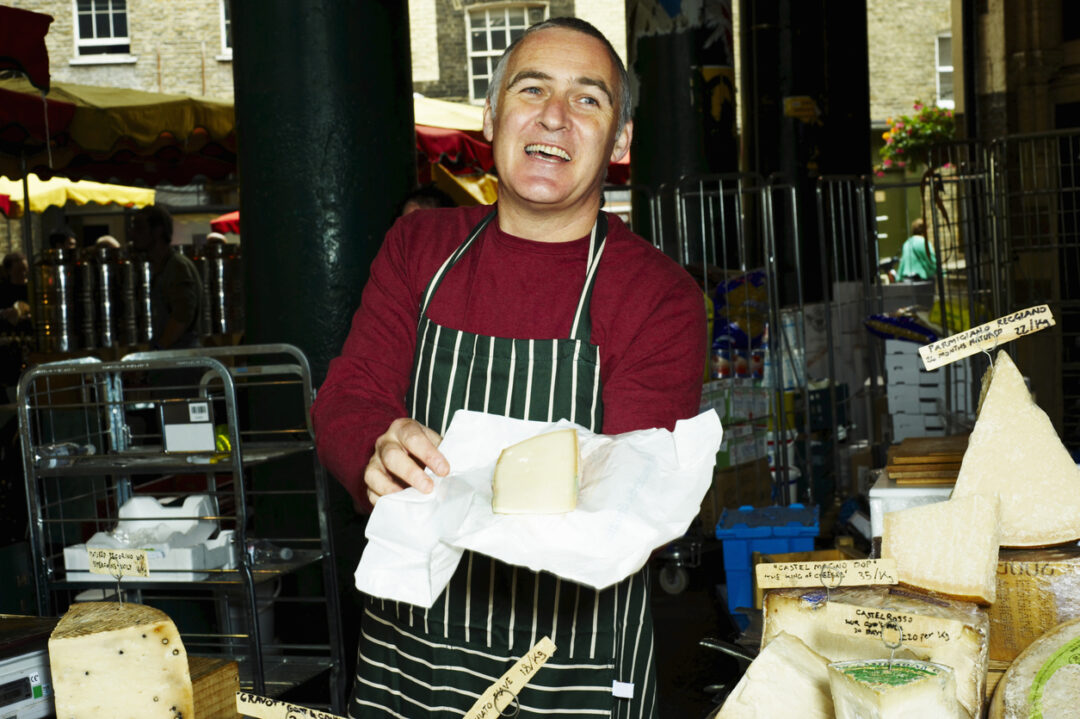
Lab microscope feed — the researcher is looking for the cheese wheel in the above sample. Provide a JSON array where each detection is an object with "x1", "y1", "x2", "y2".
[
  {"x1": 829, "y1": 659, "x2": 965, "y2": 718},
  {"x1": 716, "y1": 631, "x2": 833, "y2": 718},
  {"x1": 49, "y1": 602, "x2": 194, "y2": 719},
  {"x1": 492, "y1": 429, "x2": 579, "y2": 514},
  {"x1": 989, "y1": 617, "x2": 1080, "y2": 719},
  {"x1": 951, "y1": 350, "x2": 1080, "y2": 547},
  {"x1": 762, "y1": 586, "x2": 988, "y2": 719},
  {"x1": 881, "y1": 494, "x2": 1000, "y2": 604}
]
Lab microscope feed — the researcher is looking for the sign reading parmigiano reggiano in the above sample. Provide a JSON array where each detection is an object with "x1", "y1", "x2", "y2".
[
  {"x1": 756, "y1": 559, "x2": 898, "y2": 590},
  {"x1": 919, "y1": 305, "x2": 1055, "y2": 371}
]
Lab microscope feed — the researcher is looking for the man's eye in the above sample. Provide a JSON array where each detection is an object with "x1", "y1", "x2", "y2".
[
  {"x1": 522, "y1": 86, "x2": 542, "y2": 95},
  {"x1": 579, "y1": 96, "x2": 600, "y2": 106}
]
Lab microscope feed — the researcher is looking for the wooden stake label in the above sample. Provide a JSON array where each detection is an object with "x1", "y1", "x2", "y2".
[
  {"x1": 826, "y1": 602, "x2": 966, "y2": 648},
  {"x1": 919, "y1": 305, "x2": 1055, "y2": 371},
  {"x1": 755, "y1": 559, "x2": 898, "y2": 590},
  {"x1": 87, "y1": 548, "x2": 149, "y2": 578},
  {"x1": 236, "y1": 692, "x2": 346, "y2": 719},
  {"x1": 464, "y1": 636, "x2": 556, "y2": 719}
]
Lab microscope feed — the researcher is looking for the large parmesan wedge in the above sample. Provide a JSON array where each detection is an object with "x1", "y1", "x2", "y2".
[
  {"x1": 951, "y1": 350, "x2": 1080, "y2": 547},
  {"x1": 881, "y1": 494, "x2": 1000, "y2": 604},
  {"x1": 989, "y1": 617, "x2": 1080, "y2": 719},
  {"x1": 829, "y1": 659, "x2": 964, "y2": 718},
  {"x1": 492, "y1": 429, "x2": 579, "y2": 514},
  {"x1": 762, "y1": 586, "x2": 988, "y2": 719},
  {"x1": 716, "y1": 631, "x2": 833, "y2": 718},
  {"x1": 49, "y1": 602, "x2": 194, "y2": 719}
]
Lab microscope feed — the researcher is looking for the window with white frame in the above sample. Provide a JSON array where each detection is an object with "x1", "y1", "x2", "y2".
[
  {"x1": 74, "y1": 0, "x2": 130, "y2": 56},
  {"x1": 936, "y1": 33, "x2": 955, "y2": 109},
  {"x1": 220, "y1": 0, "x2": 232, "y2": 57},
  {"x1": 466, "y1": 4, "x2": 548, "y2": 104}
]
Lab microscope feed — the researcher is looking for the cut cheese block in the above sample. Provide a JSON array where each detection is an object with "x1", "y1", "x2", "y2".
[
  {"x1": 989, "y1": 617, "x2": 1080, "y2": 719},
  {"x1": 49, "y1": 602, "x2": 194, "y2": 719},
  {"x1": 951, "y1": 350, "x2": 1080, "y2": 547},
  {"x1": 881, "y1": 493, "x2": 1000, "y2": 604},
  {"x1": 829, "y1": 658, "x2": 964, "y2": 718},
  {"x1": 492, "y1": 428, "x2": 579, "y2": 514},
  {"x1": 716, "y1": 631, "x2": 833, "y2": 718},
  {"x1": 762, "y1": 586, "x2": 988, "y2": 719}
]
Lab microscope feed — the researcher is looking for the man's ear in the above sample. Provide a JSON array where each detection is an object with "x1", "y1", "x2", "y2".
[
  {"x1": 482, "y1": 100, "x2": 495, "y2": 143},
  {"x1": 610, "y1": 119, "x2": 632, "y2": 163}
]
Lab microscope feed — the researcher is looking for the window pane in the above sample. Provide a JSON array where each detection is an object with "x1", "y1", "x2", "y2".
[
  {"x1": 225, "y1": 21, "x2": 232, "y2": 49},
  {"x1": 96, "y1": 12, "x2": 111, "y2": 38},
  {"x1": 82, "y1": 43, "x2": 129, "y2": 55},
  {"x1": 938, "y1": 35, "x2": 952, "y2": 64},
  {"x1": 113, "y1": 12, "x2": 127, "y2": 38},
  {"x1": 489, "y1": 12, "x2": 505, "y2": 30},
  {"x1": 492, "y1": 29, "x2": 507, "y2": 51},
  {"x1": 529, "y1": 8, "x2": 545, "y2": 24},
  {"x1": 77, "y1": 0, "x2": 92, "y2": 11},
  {"x1": 471, "y1": 30, "x2": 487, "y2": 52},
  {"x1": 472, "y1": 57, "x2": 487, "y2": 76},
  {"x1": 508, "y1": 8, "x2": 525, "y2": 26},
  {"x1": 939, "y1": 71, "x2": 954, "y2": 102},
  {"x1": 473, "y1": 79, "x2": 487, "y2": 100},
  {"x1": 113, "y1": 0, "x2": 127, "y2": 10},
  {"x1": 223, "y1": 0, "x2": 229, "y2": 21},
  {"x1": 79, "y1": 14, "x2": 93, "y2": 38},
  {"x1": 510, "y1": 28, "x2": 525, "y2": 42}
]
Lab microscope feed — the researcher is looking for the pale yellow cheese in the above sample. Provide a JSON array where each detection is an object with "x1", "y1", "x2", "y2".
[
  {"x1": 716, "y1": 631, "x2": 833, "y2": 718},
  {"x1": 829, "y1": 659, "x2": 964, "y2": 718},
  {"x1": 881, "y1": 494, "x2": 1000, "y2": 604},
  {"x1": 762, "y1": 586, "x2": 988, "y2": 719},
  {"x1": 49, "y1": 602, "x2": 194, "y2": 719},
  {"x1": 492, "y1": 429, "x2": 579, "y2": 514},
  {"x1": 951, "y1": 350, "x2": 1080, "y2": 547},
  {"x1": 990, "y1": 617, "x2": 1080, "y2": 719}
]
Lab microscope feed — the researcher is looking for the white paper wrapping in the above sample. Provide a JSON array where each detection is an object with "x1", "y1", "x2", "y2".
[{"x1": 355, "y1": 409, "x2": 723, "y2": 608}]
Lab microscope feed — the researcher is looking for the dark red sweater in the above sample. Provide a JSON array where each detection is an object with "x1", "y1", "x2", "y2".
[{"x1": 311, "y1": 205, "x2": 707, "y2": 508}]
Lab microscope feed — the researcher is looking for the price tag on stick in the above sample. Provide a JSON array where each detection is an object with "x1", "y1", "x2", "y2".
[
  {"x1": 919, "y1": 304, "x2": 1056, "y2": 371},
  {"x1": 236, "y1": 692, "x2": 347, "y2": 719},
  {"x1": 87, "y1": 548, "x2": 150, "y2": 578}
]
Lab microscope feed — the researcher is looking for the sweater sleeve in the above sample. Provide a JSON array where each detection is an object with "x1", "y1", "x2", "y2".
[
  {"x1": 600, "y1": 268, "x2": 707, "y2": 435},
  {"x1": 311, "y1": 222, "x2": 422, "y2": 512}
]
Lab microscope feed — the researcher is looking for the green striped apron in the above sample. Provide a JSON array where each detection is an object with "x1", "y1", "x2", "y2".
[{"x1": 350, "y1": 212, "x2": 658, "y2": 718}]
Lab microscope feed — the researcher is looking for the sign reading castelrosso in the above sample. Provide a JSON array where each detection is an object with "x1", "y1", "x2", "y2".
[{"x1": 919, "y1": 305, "x2": 1055, "y2": 371}]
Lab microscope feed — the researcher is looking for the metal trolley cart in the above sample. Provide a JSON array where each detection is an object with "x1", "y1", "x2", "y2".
[{"x1": 17, "y1": 343, "x2": 346, "y2": 712}]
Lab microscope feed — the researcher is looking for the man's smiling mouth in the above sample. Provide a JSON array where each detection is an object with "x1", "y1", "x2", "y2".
[{"x1": 525, "y1": 143, "x2": 571, "y2": 161}]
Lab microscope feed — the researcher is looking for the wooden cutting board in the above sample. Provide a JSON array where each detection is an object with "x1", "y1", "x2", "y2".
[{"x1": 888, "y1": 435, "x2": 969, "y2": 464}]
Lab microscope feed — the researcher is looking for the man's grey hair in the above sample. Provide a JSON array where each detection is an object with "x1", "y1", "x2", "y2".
[{"x1": 485, "y1": 17, "x2": 632, "y2": 133}]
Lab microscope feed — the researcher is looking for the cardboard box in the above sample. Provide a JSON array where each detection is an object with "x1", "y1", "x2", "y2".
[
  {"x1": 699, "y1": 458, "x2": 772, "y2": 531},
  {"x1": 989, "y1": 546, "x2": 1080, "y2": 661},
  {"x1": 751, "y1": 540, "x2": 863, "y2": 609}
]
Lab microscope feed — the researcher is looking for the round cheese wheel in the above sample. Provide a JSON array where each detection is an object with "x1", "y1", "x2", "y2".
[{"x1": 989, "y1": 617, "x2": 1080, "y2": 719}]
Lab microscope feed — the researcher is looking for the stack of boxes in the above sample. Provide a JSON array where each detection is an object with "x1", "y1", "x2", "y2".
[{"x1": 885, "y1": 339, "x2": 970, "y2": 441}]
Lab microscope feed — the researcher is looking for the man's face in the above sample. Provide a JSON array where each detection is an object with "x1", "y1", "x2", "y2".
[
  {"x1": 130, "y1": 215, "x2": 153, "y2": 252},
  {"x1": 483, "y1": 27, "x2": 631, "y2": 217},
  {"x1": 10, "y1": 259, "x2": 27, "y2": 285}
]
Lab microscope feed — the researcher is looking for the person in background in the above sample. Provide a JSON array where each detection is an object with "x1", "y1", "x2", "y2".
[
  {"x1": 48, "y1": 227, "x2": 78, "y2": 252},
  {"x1": 0, "y1": 252, "x2": 30, "y2": 330},
  {"x1": 397, "y1": 183, "x2": 456, "y2": 216},
  {"x1": 313, "y1": 16, "x2": 704, "y2": 718},
  {"x1": 129, "y1": 206, "x2": 203, "y2": 350},
  {"x1": 895, "y1": 217, "x2": 938, "y2": 281}
]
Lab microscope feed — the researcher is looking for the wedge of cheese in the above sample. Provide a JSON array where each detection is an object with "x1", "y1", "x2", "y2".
[
  {"x1": 492, "y1": 428, "x2": 579, "y2": 514},
  {"x1": 989, "y1": 617, "x2": 1080, "y2": 719},
  {"x1": 49, "y1": 602, "x2": 194, "y2": 719},
  {"x1": 829, "y1": 659, "x2": 964, "y2": 718},
  {"x1": 881, "y1": 493, "x2": 1000, "y2": 604},
  {"x1": 716, "y1": 631, "x2": 833, "y2": 718},
  {"x1": 762, "y1": 586, "x2": 988, "y2": 719},
  {"x1": 951, "y1": 350, "x2": 1080, "y2": 547}
]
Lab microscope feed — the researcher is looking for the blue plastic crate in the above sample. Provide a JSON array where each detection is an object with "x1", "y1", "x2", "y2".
[{"x1": 715, "y1": 504, "x2": 820, "y2": 619}]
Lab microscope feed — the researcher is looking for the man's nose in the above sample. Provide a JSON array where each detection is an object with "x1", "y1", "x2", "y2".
[{"x1": 537, "y1": 95, "x2": 569, "y2": 131}]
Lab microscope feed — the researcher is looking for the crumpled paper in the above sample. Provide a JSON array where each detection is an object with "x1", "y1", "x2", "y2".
[{"x1": 355, "y1": 409, "x2": 723, "y2": 608}]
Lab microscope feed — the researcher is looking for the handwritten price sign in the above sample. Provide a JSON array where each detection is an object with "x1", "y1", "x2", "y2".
[
  {"x1": 919, "y1": 305, "x2": 1055, "y2": 371},
  {"x1": 236, "y1": 692, "x2": 346, "y2": 719},
  {"x1": 87, "y1": 548, "x2": 150, "y2": 578},
  {"x1": 825, "y1": 602, "x2": 966, "y2": 648},
  {"x1": 464, "y1": 636, "x2": 556, "y2": 719},
  {"x1": 755, "y1": 559, "x2": 898, "y2": 590}
]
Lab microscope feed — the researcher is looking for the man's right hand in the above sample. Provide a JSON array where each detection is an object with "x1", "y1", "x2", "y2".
[{"x1": 364, "y1": 418, "x2": 450, "y2": 508}]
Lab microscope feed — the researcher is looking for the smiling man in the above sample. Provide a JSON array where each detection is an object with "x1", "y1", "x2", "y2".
[{"x1": 313, "y1": 17, "x2": 705, "y2": 718}]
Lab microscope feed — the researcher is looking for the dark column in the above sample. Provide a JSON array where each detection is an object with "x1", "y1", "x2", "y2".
[{"x1": 232, "y1": 0, "x2": 415, "y2": 384}]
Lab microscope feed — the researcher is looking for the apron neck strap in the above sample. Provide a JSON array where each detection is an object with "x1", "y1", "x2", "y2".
[{"x1": 419, "y1": 209, "x2": 608, "y2": 343}]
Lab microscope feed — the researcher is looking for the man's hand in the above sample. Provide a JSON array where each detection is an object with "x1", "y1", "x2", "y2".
[{"x1": 364, "y1": 418, "x2": 450, "y2": 507}]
